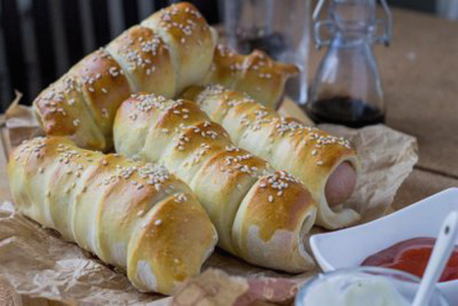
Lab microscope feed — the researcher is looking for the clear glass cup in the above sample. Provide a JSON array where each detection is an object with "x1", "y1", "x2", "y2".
[
  {"x1": 295, "y1": 267, "x2": 450, "y2": 306},
  {"x1": 220, "y1": 0, "x2": 311, "y2": 105}
]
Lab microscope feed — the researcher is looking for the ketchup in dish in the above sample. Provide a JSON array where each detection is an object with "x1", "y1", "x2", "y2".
[{"x1": 362, "y1": 237, "x2": 458, "y2": 282}]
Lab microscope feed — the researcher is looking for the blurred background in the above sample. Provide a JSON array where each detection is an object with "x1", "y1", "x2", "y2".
[{"x1": 0, "y1": 0, "x2": 457, "y2": 112}]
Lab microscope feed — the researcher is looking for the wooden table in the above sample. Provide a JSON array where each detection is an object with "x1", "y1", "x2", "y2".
[{"x1": 307, "y1": 8, "x2": 458, "y2": 210}]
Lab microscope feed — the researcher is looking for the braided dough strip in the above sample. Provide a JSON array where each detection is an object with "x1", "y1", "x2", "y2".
[{"x1": 7, "y1": 136, "x2": 217, "y2": 294}]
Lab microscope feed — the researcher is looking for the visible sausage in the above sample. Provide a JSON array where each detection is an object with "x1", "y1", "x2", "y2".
[{"x1": 325, "y1": 162, "x2": 357, "y2": 207}]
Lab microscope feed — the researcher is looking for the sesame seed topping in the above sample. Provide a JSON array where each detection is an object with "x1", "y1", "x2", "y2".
[{"x1": 174, "y1": 193, "x2": 187, "y2": 203}]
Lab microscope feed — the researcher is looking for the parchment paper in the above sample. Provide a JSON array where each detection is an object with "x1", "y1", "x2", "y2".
[{"x1": 0, "y1": 101, "x2": 418, "y2": 305}]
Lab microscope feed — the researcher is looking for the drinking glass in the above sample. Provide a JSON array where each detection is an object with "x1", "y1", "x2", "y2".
[{"x1": 220, "y1": 0, "x2": 311, "y2": 105}]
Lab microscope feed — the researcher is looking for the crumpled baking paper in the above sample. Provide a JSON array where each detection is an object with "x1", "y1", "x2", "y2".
[{"x1": 0, "y1": 101, "x2": 418, "y2": 305}]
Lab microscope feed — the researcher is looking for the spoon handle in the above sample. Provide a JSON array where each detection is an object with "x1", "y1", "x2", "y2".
[{"x1": 412, "y1": 211, "x2": 458, "y2": 306}]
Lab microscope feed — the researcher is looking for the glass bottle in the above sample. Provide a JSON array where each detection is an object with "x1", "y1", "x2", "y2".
[{"x1": 306, "y1": 0, "x2": 392, "y2": 128}]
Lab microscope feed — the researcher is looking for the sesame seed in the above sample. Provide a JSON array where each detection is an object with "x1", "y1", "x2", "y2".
[
  {"x1": 175, "y1": 193, "x2": 187, "y2": 203},
  {"x1": 154, "y1": 219, "x2": 162, "y2": 226}
]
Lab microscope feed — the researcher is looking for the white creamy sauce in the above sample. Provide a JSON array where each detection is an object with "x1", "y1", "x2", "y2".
[{"x1": 304, "y1": 273, "x2": 410, "y2": 306}]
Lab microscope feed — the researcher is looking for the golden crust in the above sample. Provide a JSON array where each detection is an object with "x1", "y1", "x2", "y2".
[
  {"x1": 235, "y1": 50, "x2": 299, "y2": 109},
  {"x1": 203, "y1": 45, "x2": 299, "y2": 108},
  {"x1": 33, "y1": 2, "x2": 217, "y2": 152},
  {"x1": 182, "y1": 85, "x2": 360, "y2": 229},
  {"x1": 107, "y1": 25, "x2": 176, "y2": 97},
  {"x1": 114, "y1": 93, "x2": 318, "y2": 272},
  {"x1": 141, "y1": 2, "x2": 217, "y2": 93},
  {"x1": 7, "y1": 136, "x2": 217, "y2": 295},
  {"x1": 232, "y1": 170, "x2": 317, "y2": 272},
  {"x1": 33, "y1": 82, "x2": 77, "y2": 136},
  {"x1": 239, "y1": 171, "x2": 316, "y2": 241},
  {"x1": 70, "y1": 48, "x2": 132, "y2": 138},
  {"x1": 191, "y1": 148, "x2": 270, "y2": 251},
  {"x1": 33, "y1": 75, "x2": 107, "y2": 150},
  {"x1": 127, "y1": 193, "x2": 216, "y2": 293},
  {"x1": 203, "y1": 44, "x2": 245, "y2": 88}
]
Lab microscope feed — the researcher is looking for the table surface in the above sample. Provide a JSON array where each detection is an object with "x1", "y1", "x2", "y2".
[{"x1": 307, "y1": 8, "x2": 458, "y2": 210}]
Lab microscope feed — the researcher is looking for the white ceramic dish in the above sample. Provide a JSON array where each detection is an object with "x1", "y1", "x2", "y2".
[{"x1": 310, "y1": 188, "x2": 458, "y2": 304}]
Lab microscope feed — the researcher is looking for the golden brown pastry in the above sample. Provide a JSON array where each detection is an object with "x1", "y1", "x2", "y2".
[
  {"x1": 32, "y1": 2, "x2": 298, "y2": 152},
  {"x1": 114, "y1": 94, "x2": 318, "y2": 272},
  {"x1": 7, "y1": 136, "x2": 217, "y2": 295},
  {"x1": 202, "y1": 44, "x2": 299, "y2": 109},
  {"x1": 33, "y1": 2, "x2": 217, "y2": 152},
  {"x1": 182, "y1": 85, "x2": 360, "y2": 229}
]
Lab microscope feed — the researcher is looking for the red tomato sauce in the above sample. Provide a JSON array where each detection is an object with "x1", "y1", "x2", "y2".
[{"x1": 361, "y1": 237, "x2": 458, "y2": 282}]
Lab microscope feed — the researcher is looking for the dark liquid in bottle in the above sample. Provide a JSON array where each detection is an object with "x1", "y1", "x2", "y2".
[{"x1": 305, "y1": 96, "x2": 385, "y2": 128}]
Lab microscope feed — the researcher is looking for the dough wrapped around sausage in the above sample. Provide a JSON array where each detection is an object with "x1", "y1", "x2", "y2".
[
  {"x1": 182, "y1": 85, "x2": 360, "y2": 229},
  {"x1": 114, "y1": 94, "x2": 318, "y2": 272},
  {"x1": 7, "y1": 136, "x2": 217, "y2": 294}
]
